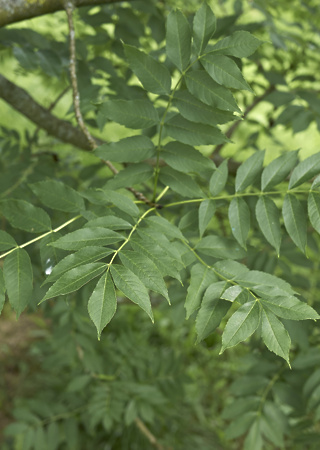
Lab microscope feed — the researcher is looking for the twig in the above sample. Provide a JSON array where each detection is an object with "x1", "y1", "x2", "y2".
[
  {"x1": 64, "y1": 2, "x2": 159, "y2": 207},
  {"x1": 135, "y1": 417, "x2": 165, "y2": 450},
  {"x1": 212, "y1": 85, "x2": 276, "y2": 157}
]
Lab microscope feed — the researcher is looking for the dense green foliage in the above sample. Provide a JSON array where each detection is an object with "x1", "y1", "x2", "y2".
[{"x1": 1, "y1": 0, "x2": 320, "y2": 448}]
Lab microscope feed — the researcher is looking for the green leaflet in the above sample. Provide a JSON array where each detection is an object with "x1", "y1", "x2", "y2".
[
  {"x1": 3, "y1": 248, "x2": 33, "y2": 317},
  {"x1": 289, "y1": 153, "x2": 320, "y2": 189},
  {"x1": 98, "y1": 189, "x2": 140, "y2": 217},
  {"x1": 83, "y1": 215, "x2": 132, "y2": 231},
  {"x1": 161, "y1": 141, "x2": 215, "y2": 173},
  {"x1": 1, "y1": 199, "x2": 51, "y2": 233},
  {"x1": 260, "y1": 295, "x2": 319, "y2": 321},
  {"x1": 88, "y1": 272, "x2": 117, "y2": 339},
  {"x1": 209, "y1": 159, "x2": 229, "y2": 196},
  {"x1": 196, "y1": 235, "x2": 247, "y2": 260},
  {"x1": 222, "y1": 397, "x2": 260, "y2": 420},
  {"x1": 145, "y1": 215, "x2": 187, "y2": 241},
  {"x1": 201, "y1": 54, "x2": 253, "y2": 91},
  {"x1": 198, "y1": 199, "x2": 216, "y2": 237},
  {"x1": 40, "y1": 263, "x2": 106, "y2": 302},
  {"x1": 222, "y1": 285, "x2": 255, "y2": 305},
  {"x1": 282, "y1": 194, "x2": 307, "y2": 253},
  {"x1": 260, "y1": 403, "x2": 286, "y2": 448},
  {"x1": 235, "y1": 151, "x2": 265, "y2": 192},
  {"x1": 235, "y1": 271, "x2": 295, "y2": 295},
  {"x1": 185, "y1": 70, "x2": 241, "y2": 112},
  {"x1": 110, "y1": 264, "x2": 153, "y2": 321},
  {"x1": 185, "y1": 263, "x2": 218, "y2": 319},
  {"x1": 195, "y1": 281, "x2": 230, "y2": 342},
  {"x1": 44, "y1": 246, "x2": 114, "y2": 284},
  {"x1": 255, "y1": 196, "x2": 281, "y2": 255},
  {"x1": 0, "y1": 230, "x2": 17, "y2": 251},
  {"x1": 225, "y1": 412, "x2": 256, "y2": 440},
  {"x1": 50, "y1": 227, "x2": 125, "y2": 251},
  {"x1": 208, "y1": 31, "x2": 261, "y2": 57},
  {"x1": 164, "y1": 114, "x2": 228, "y2": 146},
  {"x1": 166, "y1": 9, "x2": 191, "y2": 72},
  {"x1": 193, "y1": 2, "x2": 216, "y2": 55},
  {"x1": 261, "y1": 308, "x2": 291, "y2": 365},
  {"x1": 119, "y1": 250, "x2": 170, "y2": 303},
  {"x1": 244, "y1": 420, "x2": 263, "y2": 450},
  {"x1": 261, "y1": 151, "x2": 298, "y2": 190},
  {"x1": 0, "y1": 268, "x2": 5, "y2": 315},
  {"x1": 124, "y1": 44, "x2": 171, "y2": 95},
  {"x1": 100, "y1": 99, "x2": 159, "y2": 129},
  {"x1": 95, "y1": 136, "x2": 155, "y2": 163},
  {"x1": 213, "y1": 259, "x2": 249, "y2": 280},
  {"x1": 220, "y1": 301, "x2": 261, "y2": 353},
  {"x1": 105, "y1": 164, "x2": 153, "y2": 190},
  {"x1": 228, "y1": 197, "x2": 250, "y2": 250},
  {"x1": 308, "y1": 191, "x2": 320, "y2": 234},
  {"x1": 29, "y1": 180, "x2": 85, "y2": 213},
  {"x1": 173, "y1": 90, "x2": 235, "y2": 125},
  {"x1": 159, "y1": 167, "x2": 204, "y2": 198}
]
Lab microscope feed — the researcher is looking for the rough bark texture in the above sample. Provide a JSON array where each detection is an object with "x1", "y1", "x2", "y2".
[
  {"x1": 0, "y1": 74, "x2": 91, "y2": 150},
  {"x1": 0, "y1": 0, "x2": 127, "y2": 27}
]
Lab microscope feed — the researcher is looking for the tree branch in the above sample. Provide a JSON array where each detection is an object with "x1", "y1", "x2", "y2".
[{"x1": 0, "y1": 0, "x2": 130, "y2": 28}]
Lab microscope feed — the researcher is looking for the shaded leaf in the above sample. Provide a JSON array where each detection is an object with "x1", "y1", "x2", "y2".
[
  {"x1": 1, "y1": 199, "x2": 51, "y2": 233},
  {"x1": 29, "y1": 180, "x2": 85, "y2": 213},
  {"x1": 185, "y1": 263, "x2": 218, "y2": 318},
  {"x1": 193, "y1": 2, "x2": 216, "y2": 55},
  {"x1": 260, "y1": 296, "x2": 320, "y2": 321},
  {"x1": 0, "y1": 230, "x2": 17, "y2": 251},
  {"x1": 159, "y1": 167, "x2": 203, "y2": 198},
  {"x1": 41, "y1": 263, "x2": 106, "y2": 302},
  {"x1": 208, "y1": 31, "x2": 261, "y2": 57},
  {"x1": 51, "y1": 228, "x2": 125, "y2": 250},
  {"x1": 124, "y1": 44, "x2": 171, "y2": 95},
  {"x1": 110, "y1": 264, "x2": 153, "y2": 321},
  {"x1": 100, "y1": 99, "x2": 159, "y2": 129},
  {"x1": 255, "y1": 196, "x2": 281, "y2": 255},
  {"x1": 209, "y1": 159, "x2": 229, "y2": 196},
  {"x1": 166, "y1": 9, "x2": 191, "y2": 72},
  {"x1": 199, "y1": 199, "x2": 216, "y2": 237},
  {"x1": 83, "y1": 215, "x2": 132, "y2": 231},
  {"x1": 228, "y1": 197, "x2": 250, "y2": 249},
  {"x1": 196, "y1": 235, "x2": 246, "y2": 259},
  {"x1": 202, "y1": 54, "x2": 252, "y2": 91},
  {"x1": 235, "y1": 151, "x2": 265, "y2": 192},
  {"x1": 145, "y1": 215, "x2": 187, "y2": 241},
  {"x1": 282, "y1": 194, "x2": 307, "y2": 253},
  {"x1": 95, "y1": 136, "x2": 155, "y2": 163},
  {"x1": 220, "y1": 301, "x2": 260, "y2": 352},
  {"x1": 99, "y1": 189, "x2": 140, "y2": 217},
  {"x1": 0, "y1": 268, "x2": 5, "y2": 315},
  {"x1": 213, "y1": 259, "x2": 249, "y2": 280},
  {"x1": 161, "y1": 141, "x2": 215, "y2": 173},
  {"x1": 88, "y1": 272, "x2": 117, "y2": 339},
  {"x1": 308, "y1": 191, "x2": 320, "y2": 234},
  {"x1": 289, "y1": 153, "x2": 320, "y2": 189},
  {"x1": 105, "y1": 164, "x2": 153, "y2": 190},
  {"x1": 3, "y1": 249, "x2": 33, "y2": 317},
  {"x1": 261, "y1": 308, "x2": 291, "y2": 364}
]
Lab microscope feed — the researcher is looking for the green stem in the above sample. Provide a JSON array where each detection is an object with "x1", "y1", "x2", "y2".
[{"x1": 0, "y1": 215, "x2": 81, "y2": 260}]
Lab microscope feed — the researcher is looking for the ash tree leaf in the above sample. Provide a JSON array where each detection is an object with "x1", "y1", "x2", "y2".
[
  {"x1": 145, "y1": 215, "x2": 187, "y2": 241},
  {"x1": 255, "y1": 196, "x2": 281, "y2": 255},
  {"x1": 88, "y1": 272, "x2": 117, "y2": 339},
  {"x1": 220, "y1": 300, "x2": 261, "y2": 353},
  {"x1": 222, "y1": 285, "x2": 254, "y2": 305},
  {"x1": 185, "y1": 263, "x2": 218, "y2": 319},
  {"x1": 159, "y1": 167, "x2": 203, "y2": 198},
  {"x1": 235, "y1": 151, "x2": 265, "y2": 192},
  {"x1": 208, "y1": 31, "x2": 261, "y2": 57},
  {"x1": 235, "y1": 270, "x2": 295, "y2": 295},
  {"x1": 123, "y1": 44, "x2": 171, "y2": 95},
  {"x1": 1, "y1": 199, "x2": 51, "y2": 233},
  {"x1": 29, "y1": 180, "x2": 85, "y2": 213},
  {"x1": 196, "y1": 235, "x2": 247, "y2": 260},
  {"x1": 40, "y1": 263, "x2": 106, "y2": 303},
  {"x1": 261, "y1": 308, "x2": 291, "y2": 364},
  {"x1": 261, "y1": 151, "x2": 299, "y2": 191},
  {"x1": 110, "y1": 264, "x2": 153, "y2": 321},
  {"x1": 213, "y1": 259, "x2": 249, "y2": 280},
  {"x1": 51, "y1": 228, "x2": 125, "y2": 251},
  {"x1": 282, "y1": 194, "x2": 307, "y2": 253},
  {"x1": 99, "y1": 189, "x2": 140, "y2": 217},
  {"x1": 196, "y1": 281, "x2": 230, "y2": 342},
  {"x1": 173, "y1": 91, "x2": 235, "y2": 125},
  {"x1": 308, "y1": 191, "x2": 320, "y2": 234},
  {"x1": 199, "y1": 199, "x2": 216, "y2": 237},
  {"x1": 164, "y1": 114, "x2": 228, "y2": 146},
  {"x1": 100, "y1": 99, "x2": 159, "y2": 129},
  {"x1": 228, "y1": 197, "x2": 250, "y2": 249},
  {"x1": 0, "y1": 230, "x2": 17, "y2": 251},
  {"x1": 289, "y1": 153, "x2": 320, "y2": 189},
  {"x1": 161, "y1": 141, "x2": 215, "y2": 173},
  {"x1": 3, "y1": 248, "x2": 33, "y2": 317},
  {"x1": 0, "y1": 268, "x2": 5, "y2": 315},
  {"x1": 201, "y1": 54, "x2": 253, "y2": 91},
  {"x1": 193, "y1": 2, "x2": 216, "y2": 55},
  {"x1": 83, "y1": 216, "x2": 132, "y2": 231},
  {"x1": 119, "y1": 250, "x2": 170, "y2": 303},
  {"x1": 166, "y1": 9, "x2": 191, "y2": 72},
  {"x1": 44, "y1": 247, "x2": 114, "y2": 284},
  {"x1": 95, "y1": 136, "x2": 155, "y2": 163},
  {"x1": 209, "y1": 159, "x2": 229, "y2": 196},
  {"x1": 105, "y1": 164, "x2": 153, "y2": 190},
  {"x1": 260, "y1": 296, "x2": 320, "y2": 321},
  {"x1": 185, "y1": 70, "x2": 241, "y2": 112}
]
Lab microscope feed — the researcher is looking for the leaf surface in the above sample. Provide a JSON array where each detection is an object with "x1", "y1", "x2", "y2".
[
  {"x1": 308, "y1": 191, "x2": 320, "y2": 234},
  {"x1": 235, "y1": 151, "x2": 265, "y2": 192},
  {"x1": 261, "y1": 295, "x2": 319, "y2": 320},
  {"x1": 202, "y1": 54, "x2": 252, "y2": 91},
  {"x1": 95, "y1": 136, "x2": 155, "y2": 163},
  {"x1": 261, "y1": 308, "x2": 291, "y2": 364},
  {"x1": 261, "y1": 151, "x2": 298, "y2": 191},
  {"x1": 29, "y1": 180, "x2": 85, "y2": 213},
  {"x1": 208, "y1": 31, "x2": 261, "y2": 57},
  {"x1": 209, "y1": 159, "x2": 229, "y2": 196},
  {"x1": 105, "y1": 164, "x2": 153, "y2": 190},
  {"x1": 196, "y1": 235, "x2": 246, "y2": 259},
  {"x1": 100, "y1": 99, "x2": 159, "y2": 129},
  {"x1": 228, "y1": 197, "x2": 250, "y2": 249},
  {"x1": 159, "y1": 167, "x2": 203, "y2": 198},
  {"x1": 51, "y1": 228, "x2": 125, "y2": 250},
  {"x1": 1, "y1": 199, "x2": 51, "y2": 233},
  {"x1": 199, "y1": 199, "x2": 216, "y2": 237},
  {"x1": 166, "y1": 9, "x2": 191, "y2": 72},
  {"x1": 0, "y1": 268, "x2": 5, "y2": 315},
  {"x1": 185, "y1": 263, "x2": 217, "y2": 318},
  {"x1": 0, "y1": 230, "x2": 17, "y2": 251},
  {"x1": 161, "y1": 141, "x2": 215, "y2": 173},
  {"x1": 255, "y1": 196, "x2": 281, "y2": 254},
  {"x1": 282, "y1": 194, "x2": 307, "y2": 253},
  {"x1": 289, "y1": 153, "x2": 320, "y2": 189}
]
